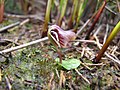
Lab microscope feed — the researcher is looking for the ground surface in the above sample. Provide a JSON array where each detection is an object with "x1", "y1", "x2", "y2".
[
  {"x1": 0, "y1": 19, "x2": 120, "y2": 90},
  {"x1": 0, "y1": 0, "x2": 120, "y2": 90}
]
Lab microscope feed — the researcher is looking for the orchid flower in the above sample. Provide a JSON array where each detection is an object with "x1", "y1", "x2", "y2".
[{"x1": 47, "y1": 25, "x2": 76, "y2": 48}]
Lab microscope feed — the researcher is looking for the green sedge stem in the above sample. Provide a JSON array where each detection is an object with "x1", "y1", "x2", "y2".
[
  {"x1": 57, "y1": 0, "x2": 68, "y2": 26},
  {"x1": 43, "y1": 0, "x2": 53, "y2": 33},
  {"x1": 0, "y1": 0, "x2": 4, "y2": 4},
  {"x1": 68, "y1": 0, "x2": 78, "y2": 29},
  {"x1": 94, "y1": 21, "x2": 120, "y2": 63},
  {"x1": 74, "y1": 0, "x2": 88, "y2": 32}
]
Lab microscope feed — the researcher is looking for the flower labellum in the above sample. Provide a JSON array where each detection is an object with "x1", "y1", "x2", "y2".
[{"x1": 47, "y1": 25, "x2": 76, "y2": 48}]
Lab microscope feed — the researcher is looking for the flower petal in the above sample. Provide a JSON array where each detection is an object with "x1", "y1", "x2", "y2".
[{"x1": 48, "y1": 25, "x2": 76, "y2": 48}]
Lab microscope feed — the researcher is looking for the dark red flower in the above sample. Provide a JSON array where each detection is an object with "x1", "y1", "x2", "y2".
[{"x1": 48, "y1": 25, "x2": 76, "y2": 48}]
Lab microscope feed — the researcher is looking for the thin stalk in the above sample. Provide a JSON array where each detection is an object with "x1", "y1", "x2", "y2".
[
  {"x1": 116, "y1": 0, "x2": 120, "y2": 12},
  {"x1": 57, "y1": 48, "x2": 62, "y2": 64},
  {"x1": 21, "y1": 0, "x2": 29, "y2": 14},
  {"x1": 94, "y1": 21, "x2": 120, "y2": 63},
  {"x1": 68, "y1": 0, "x2": 78, "y2": 29},
  {"x1": 57, "y1": 0, "x2": 68, "y2": 26},
  {"x1": 74, "y1": 0, "x2": 88, "y2": 32},
  {"x1": 43, "y1": 0, "x2": 53, "y2": 35},
  {"x1": 85, "y1": 0, "x2": 107, "y2": 40},
  {"x1": 0, "y1": 0, "x2": 4, "y2": 4}
]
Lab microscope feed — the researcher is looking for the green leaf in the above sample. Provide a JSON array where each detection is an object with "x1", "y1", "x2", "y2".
[{"x1": 55, "y1": 58, "x2": 80, "y2": 70}]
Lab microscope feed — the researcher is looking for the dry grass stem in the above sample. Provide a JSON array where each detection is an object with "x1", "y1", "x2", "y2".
[
  {"x1": 84, "y1": 63, "x2": 105, "y2": 66},
  {"x1": 0, "y1": 68, "x2": 2, "y2": 82},
  {"x1": 76, "y1": 19, "x2": 91, "y2": 36},
  {"x1": 103, "y1": 24, "x2": 109, "y2": 44},
  {"x1": 0, "y1": 37, "x2": 48, "y2": 54},
  {"x1": 105, "y1": 6, "x2": 117, "y2": 15},
  {"x1": 75, "y1": 69, "x2": 90, "y2": 84},
  {"x1": 81, "y1": 47, "x2": 85, "y2": 58},
  {"x1": 80, "y1": 61, "x2": 92, "y2": 70},
  {"x1": 90, "y1": 25, "x2": 102, "y2": 40},
  {"x1": 111, "y1": 46, "x2": 118, "y2": 55},
  {"x1": 48, "y1": 72, "x2": 54, "y2": 90},
  {"x1": 4, "y1": 13, "x2": 44, "y2": 21},
  {"x1": 55, "y1": 69, "x2": 60, "y2": 78},
  {"x1": 5, "y1": 76, "x2": 12, "y2": 90},
  {"x1": 116, "y1": 0, "x2": 120, "y2": 12},
  {"x1": 59, "y1": 70, "x2": 66, "y2": 88},
  {"x1": 94, "y1": 36, "x2": 120, "y2": 65},
  {"x1": 0, "y1": 22, "x2": 20, "y2": 32},
  {"x1": 8, "y1": 19, "x2": 30, "y2": 32}
]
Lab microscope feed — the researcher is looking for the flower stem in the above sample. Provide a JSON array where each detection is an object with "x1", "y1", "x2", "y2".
[{"x1": 57, "y1": 48, "x2": 62, "y2": 63}]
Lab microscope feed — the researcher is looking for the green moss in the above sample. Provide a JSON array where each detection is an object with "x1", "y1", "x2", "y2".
[{"x1": 1, "y1": 46, "x2": 56, "y2": 89}]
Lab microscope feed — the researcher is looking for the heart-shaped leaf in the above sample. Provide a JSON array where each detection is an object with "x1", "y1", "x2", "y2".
[{"x1": 55, "y1": 58, "x2": 80, "y2": 70}]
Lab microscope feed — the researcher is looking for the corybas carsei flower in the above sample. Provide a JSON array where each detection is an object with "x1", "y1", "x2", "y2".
[{"x1": 47, "y1": 25, "x2": 76, "y2": 48}]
